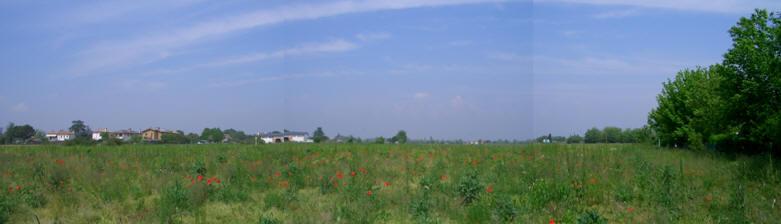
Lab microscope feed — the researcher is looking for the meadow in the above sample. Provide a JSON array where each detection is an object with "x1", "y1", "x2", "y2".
[{"x1": 0, "y1": 143, "x2": 779, "y2": 223}]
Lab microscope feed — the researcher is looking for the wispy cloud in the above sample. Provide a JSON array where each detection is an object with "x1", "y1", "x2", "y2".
[
  {"x1": 593, "y1": 9, "x2": 637, "y2": 19},
  {"x1": 209, "y1": 70, "x2": 363, "y2": 88},
  {"x1": 448, "y1": 40, "x2": 472, "y2": 46},
  {"x1": 11, "y1": 103, "x2": 28, "y2": 113},
  {"x1": 537, "y1": 0, "x2": 781, "y2": 14},
  {"x1": 414, "y1": 92, "x2": 430, "y2": 99},
  {"x1": 487, "y1": 52, "x2": 528, "y2": 63},
  {"x1": 144, "y1": 40, "x2": 358, "y2": 76},
  {"x1": 356, "y1": 32, "x2": 391, "y2": 41},
  {"x1": 532, "y1": 55, "x2": 699, "y2": 76},
  {"x1": 69, "y1": 0, "x2": 510, "y2": 77},
  {"x1": 65, "y1": 0, "x2": 205, "y2": 24}
]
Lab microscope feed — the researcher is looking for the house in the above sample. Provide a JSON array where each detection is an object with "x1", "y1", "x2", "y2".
[
  {"x1": 259, "y1": 131, "x2": 312, "y2": 143},
  {"x1": 141, "y1": 128, "x2": 178, "y2": 141},
  {"x1": 222, "y1": 134, "x2": 232, "y2": 143},
  {"x1": 92, "y1": 128, "x2": 112, "y2": 141},
  {"x1": 112, "y1": 129, "x2": 140, "y2": 141},
  {"x1": 46, "y1": 131, "x2": 75, "y2": 142}
]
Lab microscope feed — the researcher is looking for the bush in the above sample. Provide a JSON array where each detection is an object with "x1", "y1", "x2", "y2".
[
  {"x1": 457, "y1": 169, "x2": 484, "y2": 204},
  {"x1": 64, "y1": 138, "x2": 96, "y2": 146},
  {"x1": 577, "y1": 209, "x2": 607, "y2": 224}
]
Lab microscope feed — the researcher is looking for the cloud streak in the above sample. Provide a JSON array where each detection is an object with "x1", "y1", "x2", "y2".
[
  {"x1": 144, "y1": 40, "x2": 358, "y2": 76},
  {"x1": 69, "y1": 0, "x2": 511, "y2": 77},
  {"x1": 537, "y1": 0, "x2": 781, "y2": 14}
]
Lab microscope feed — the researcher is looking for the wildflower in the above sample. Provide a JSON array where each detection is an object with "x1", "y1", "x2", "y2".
[
  {"x1": 487, "y1": 187, "x2": 493, "y2": 192},
  {"x1": 556, "y1": 167, "x2": 560, "y2": 171},
  {"x1": 441, "y1": 176, "x2": 447, "y2": 180},
  {"x1": 351, "y1": 172, "x2": 356, "y2": 176},
  {"x1": 333, "y1": 183, "x2": 338, "y2": 187},
  {"x1": 274, "y1": 172, "x2": 280, "y2": 177},
  {"x1": 16, "y1": 186, "x2": 20, "y2": 190},
  {"x1": 198, "y1": 175, "x2": 204, "y2": 181},
  {"x1": 187, "y1": 175, "x2": 191, "y2": 179},
  {"x1": 385, "y1": 182, "x2": 390, "y2": 187},
  {"x1": 338, "y1": 174, "x2": 344, "y2": 178},
  {"x1": 99, "y1": 170, "x2": 104, "y2": 174},
  {"x1": 549, "y1": 218, "x2": 555, "y2": 224},
  {"x1": 628, "y1": 207, "x2": 633, "y2": 212},
  {"x1": 216, "y1": 179, "x2": 221, "y2": 183},
  {"x1": 207, "y1": 179, "x2": 212, "y2": 184},
  {"x1": 367, "y1": 190, "x2": 372, "y2": 195},
  {"x1": 707, "y1": 197, "x2": 711, "y2": 201},
  {"x1": 7, "y1": 187, "x2": 11, "y2": 191},
  {"x1": 576, "y1": 163, "x2": 580, "y2": 167},
  {"x1": 330, "y1": 177, "x2": 335, "y2": 181},
  {"x1": 251, "y1": 178, "x2": 256, "y2": 182},
  {"x1": 590, "y1": 178, "x2": 596, "y2": 183}
]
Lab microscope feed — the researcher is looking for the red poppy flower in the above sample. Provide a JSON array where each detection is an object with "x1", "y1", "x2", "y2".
[
  {"x1": 274, "y1": 172, "x2": 280, "y2": 177},
  {"x1": 187, "y1": 175, "x2": 191, "y2": 179},
  {"x1": 333, "y1": 183, "x2": 338, "y2": 186},
  {"x1": 216, "y1": 179, "x2": 221, "y2": 183},
  {"x1": 207, "y1": 179, "x2": 212, "y2": 184},
  {"x1": 7, "y1": 187, "x2": 11, "y2": 191},
  {"x1": 707, "y1": 197, "x2": 711, "y2": 201},
  {"x1": 16, "y1": 186, "x2": 20, "y2": 190},
  {"x1": 556, "y1": 168, "x2": 560, "y2": 171},
  {"x1": 251, "y1": 178, "x2": 256, "y2": 182},
  {"x1": 628, "y1": 207, "x2": 633, "y2": 212},
  {"x1": 549, "y1": 218, "x2": 555, "y2": 224},
  {"x1": 99, "y1": 170, "x2": 104, "y2": 174},
  {"x1": 338, "y1": 174, "x2": 343, "y2": 178},
  {"x1": 590, "y1": 178, "x2": 596, "y2": 183},
  {"x1": 351, "y1": 172, "x2": 356, "y2": 176},
  {"x1": 198, "y1": 175, "x2": 204, "y2": 181},
  {"x1": 486, "y1": 187, "x2": 493, "y2": 192},
  {"x1": 366, "y1": 190, "x2": 372, "y2": 195},
  {"x1": 441, "y1": 176, "x2": 447, "y2": 180},
  {"x1": 385, "y1": 182, "x2": 390, "y2": 186}
]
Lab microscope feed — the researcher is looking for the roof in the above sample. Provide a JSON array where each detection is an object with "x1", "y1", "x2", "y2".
[
  {"x1": 114, "y1": 129, "x2": 139, "y2": 134},
  {"x1": 260, "y1": 131, "x2": 309, "y2": 138},
  {"x1": 47, "y1": 131, "x2": 74, "y2": 135},
  {"x1": 93, "y1": 129, "x2": 112, "y2": 133}
]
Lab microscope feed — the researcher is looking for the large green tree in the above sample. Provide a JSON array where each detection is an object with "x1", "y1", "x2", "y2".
[
  {"x1": 603, "y1": 127, "x2": 622, "y2": 143},
  {"x1": 391, "y1": 130, "x2": 408, "y2": 144},
  {"x1": 69, "y1": 120, "x2": 92, "y2": 140},
  {"x1": 718, "y1": 9, "x2": 781, "y2": 153},
  {"x1": 584, "y1": 128, "x2": 603, "y2": 144},
  {"x1": 200, "y1": 128, "x2": 224, "y2": 143},
  {"x1": 313, "y1": 127, "x2": 327, "y2": 143},
  {"x1": 648, "y1": 66, "x2": 724, "y2": 150}
]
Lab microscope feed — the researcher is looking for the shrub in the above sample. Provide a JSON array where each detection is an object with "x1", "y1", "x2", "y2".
[
  {"x1": 577, "y1": 209, "x2": 607, "y2": 224},
  {"x1": 457, "y1": 169, "x2": 484, "y2": 204},
  {"x1": 493, "y1": 195, "x2": 518, "y2": 222}
]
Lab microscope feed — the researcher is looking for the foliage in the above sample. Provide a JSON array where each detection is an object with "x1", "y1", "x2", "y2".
[
  {"x1": 566, "y1": 135, "x2": 583, "y2": 144},
  {"x1": 374, "y1": 136, "x2": 385, "y2": 144},
  {"x1": 2, "y1": 123, "x2": 35, "y2": 144},
  {"x1": 457, "y1": 169, "x2": 484, "y2": 204},
  {"x1": 313, "y1": 127, "x2": 327, "y2": 143},
  {"x1": 584, "y1": 128, "x2": 603, "y2": 144},
  {"x1": 161, "y1": 132, "x2": 189, "y2": 144},
  {"x1": 129, "y1": 135, "x2": 143, "y2": 144},
  {"x1": 69, "y1": 120, "x2": 92, "y2": 140},
  {"x1": 64, "y1": 138, "x2": 96, "y2": 146},
  {"x1": 390, "y1": 130, "x2": 408, "y2": 144},
  {"x1": 718, "y1": 9, "x2": 781, "y2": 153},
  {"x1": 602, "y1": 126, "x2": 622, "y2": 143},
  {"x1": 577, "y1": 209, "x2": 607, "y2": 224},
  {"x1": 200, "y1": 128, "x2": 224, "y2": 143}
]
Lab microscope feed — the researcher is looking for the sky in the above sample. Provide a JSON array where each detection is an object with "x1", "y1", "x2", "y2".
[{"x1": 0, "y1": 0, "x2": 778, "y2": 140}]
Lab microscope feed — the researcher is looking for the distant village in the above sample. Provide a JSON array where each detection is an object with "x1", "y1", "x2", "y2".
[
  {"x1": 0, "y1": 121, "x2": 536, "y2": 145},
  {"x1": 43, "y1": 128, "x2": 314, "y2": 144}
]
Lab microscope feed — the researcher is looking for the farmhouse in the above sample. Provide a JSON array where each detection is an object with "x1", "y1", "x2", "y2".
[
  {"x1": 141, "y1": 128, "x2": 179, "y2": 141},
  {"x1": 92, "y1": 128, "x2": 112, "y2": 141},
  {"x1": 112, "y1": 129, "x2": 140, "y2": 141},
  {"x1": 46, "y1": 131, "x2": 75, "y2": 142},
  {"x1": 260, "y1": 131, "x2": 312, "y2": 143}
]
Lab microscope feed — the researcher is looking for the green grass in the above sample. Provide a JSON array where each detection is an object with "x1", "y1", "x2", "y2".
[{"x1": 0, "y1": 143, "x2": 779, "y2": 223}]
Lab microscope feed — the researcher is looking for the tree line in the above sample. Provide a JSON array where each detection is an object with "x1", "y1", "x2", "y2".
[{"x1": 648, "y1": 9, "x2": 780, "y2": 154}]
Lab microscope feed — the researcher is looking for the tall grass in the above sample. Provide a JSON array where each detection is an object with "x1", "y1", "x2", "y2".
[{"x1": 0, "y1": 143, "x2": 779, "y2": 223}]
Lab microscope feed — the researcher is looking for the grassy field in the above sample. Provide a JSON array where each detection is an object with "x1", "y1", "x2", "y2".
[{"x1": 0, "y1": 143, "x2": 779, "y2": 223}]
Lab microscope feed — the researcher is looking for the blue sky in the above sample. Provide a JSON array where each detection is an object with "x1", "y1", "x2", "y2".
[{"x1": 0, "y1": 0, "x2": 778, "y2": 140}]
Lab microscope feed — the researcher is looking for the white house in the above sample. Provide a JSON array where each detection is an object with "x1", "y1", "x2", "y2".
[
  {"x1": 92, "y1": 128, "x2": 112, "y2": 141},
  {"x1": 260, "y1": 131, "x2": 312, "y2": 143},
  {"x1": 46, "y1": 131, "x2": 75, "y2": 142},
  {"x1": 111, "y1": 129, "x2": 139, "y2": 141}
]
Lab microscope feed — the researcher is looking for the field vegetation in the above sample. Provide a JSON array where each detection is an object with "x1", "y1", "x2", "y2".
[{"x1": 1, "y1": 143, "x2": 779, "y2": 223}]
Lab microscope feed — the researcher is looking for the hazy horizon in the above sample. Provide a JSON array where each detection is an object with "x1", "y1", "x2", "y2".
[{"x1": 1, "y1": 0, "x2": 779, "y2": 140}]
